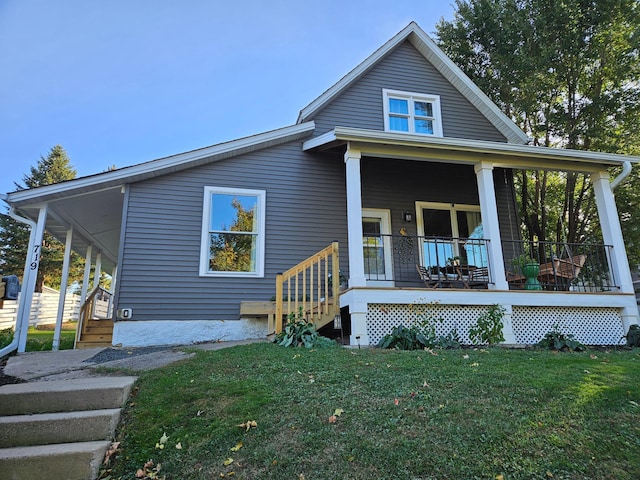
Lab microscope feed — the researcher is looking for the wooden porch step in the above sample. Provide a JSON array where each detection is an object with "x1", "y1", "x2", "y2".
[
  {"x1": 76, "y1": 319, "x2": 114, "y2": 349},
  {"x1": 76, "y1": 340, "x2": 112, "y2": 349}
]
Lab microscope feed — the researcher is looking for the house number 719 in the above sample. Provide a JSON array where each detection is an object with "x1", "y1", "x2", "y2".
[{"x1": 30, "y1": 244, "x2": 41, "y2": 270}]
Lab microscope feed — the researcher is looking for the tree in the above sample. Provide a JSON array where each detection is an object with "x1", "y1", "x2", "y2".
[
  {"x1": 0, "y1": 145, "x2": 80, "y2": 291},
  {"x1": 209, "y1": 198, "x2": 256, "y2": 272},
  {"x1": 436, "y1": 0, "x2": 640, "y2": 252}
]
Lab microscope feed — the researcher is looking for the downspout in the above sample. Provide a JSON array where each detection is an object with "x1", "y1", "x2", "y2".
[
  {"x1": 611, "y1": 161, "x2": 633, "y2": 190},
  {"x1": 0, "y1": 196, "x2": 36, "y2": 358}
]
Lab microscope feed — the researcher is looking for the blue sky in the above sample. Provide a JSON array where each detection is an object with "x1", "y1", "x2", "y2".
[{"x1": 0, "y1": 1, "x2": 456, "y2": 195}]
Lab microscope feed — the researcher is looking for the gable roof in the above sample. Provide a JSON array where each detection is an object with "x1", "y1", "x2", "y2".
[
  {"x1": 4, "y1": 121, "x2": 315, "y2": 206},
  {"x1": 297, "y1": 22, "x2": 529, "y2": 145}
]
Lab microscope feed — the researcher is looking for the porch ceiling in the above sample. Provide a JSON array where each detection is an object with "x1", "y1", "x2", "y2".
[
  {"x1": 304, "y1": 127, "x2": 640, "y2": 172},
  {"x1": 8, "y1": 186, "x2": 123, "y2": 271}
]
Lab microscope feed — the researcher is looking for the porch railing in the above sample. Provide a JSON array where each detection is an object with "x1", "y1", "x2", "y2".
[
  {"x1": 275, "y1": 242, "x2": 340, "y2": 333},
  {"x1": 74, "y1": 286, "x2": 113, "y2": 345},
  {"x1": 364, "y1": 234, "x2": 616, "y2": 291},
  {"x1": 364, "y1": 234, "x2": 492, "y2": 286},
  {"x1": 502, "y1": 240, "x2": 617, "y2": 291}
]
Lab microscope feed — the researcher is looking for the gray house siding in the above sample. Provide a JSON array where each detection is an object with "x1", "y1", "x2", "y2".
[
  {"x1": 117, "y1": 142, "x2": 348, "y2": 322},
  {"x1": 309, "y1": 41, "x2": 507, "y2": 143}
]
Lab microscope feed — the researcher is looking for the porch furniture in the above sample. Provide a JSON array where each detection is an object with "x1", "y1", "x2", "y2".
[
  {"x1": 416, "y1": 264, "x2": 446, "y2": 288},
  {"x1": 416, "y1": 264, "x2": 489, "y2": 289},
  {"x1": 507, "y1": 254, "x2": 587, "y2": 290},
  {"x1": 539, "y1": 254, "x2": 587, "y2": 290}
]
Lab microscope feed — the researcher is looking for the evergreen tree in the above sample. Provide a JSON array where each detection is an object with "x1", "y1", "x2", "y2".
[
  {"x1": 0, "y1": 145, "x2": 80, "y2": 291},
  {"x1": 436, "y1": 0, "x2": 640, "y2": 255}
]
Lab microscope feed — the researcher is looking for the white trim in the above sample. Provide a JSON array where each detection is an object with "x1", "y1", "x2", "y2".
[
  {"x1": 199, "y1": 186, "x2": 266, "y2": 278},
  {"x1": 5, "y1": 122, "x2": 315, "y2": 205},
  {"x1": 382, "y1": 89, "x2": 443, "y2": 136},
  {"x1": 303, "y1": 126, "x2": 640, "y2": 168},
  {"x1": 297, "y1": 22, "x2": 528, "y2": 144},
  {"x1": 415, "y1": 201, "x2": 481, "y2": 238},
  {"x1": 415, "y1": 202, "x2": 481, "y2": 267},
  {"x1": 362, "y1": 208, "x2": 394, "y2": 286}
]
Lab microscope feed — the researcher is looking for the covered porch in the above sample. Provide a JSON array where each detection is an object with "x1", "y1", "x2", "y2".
[{"x1": 303, "y1": 127, "x2": 640, "y2": 346}]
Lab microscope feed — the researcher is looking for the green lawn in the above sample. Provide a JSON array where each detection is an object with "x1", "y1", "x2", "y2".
[
  {"x1": 0, "y1": 326, "x2": 76, "y2": 351},
  {"x1": 105, "y1": 343, "x2": 640, "y2": 480}
]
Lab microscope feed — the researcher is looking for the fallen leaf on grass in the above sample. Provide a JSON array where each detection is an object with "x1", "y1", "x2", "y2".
[
  {"x1": 155, "y1": 432, "x2": 169, "y2": 449},
  {"x1": 223, "y1": 458, "x2": 234, "y2": 466},
  {"x1": 496, "y1": 475, "x2": 504, "y2": 480},
  {"x1": 590, "y1": 354, "x2": 598, "y2": 359},
  {"x1": 103, "y1": 442, "x2": 120, "y2": 464},
  {"x1": 175, "y1": 442, "x2": 182, "y2": 450},
  {"x1": 470, "y1": 362, "x2": 479, "y2": 367},
  {"x1": 230, "y1": 442, "x2": 243, "y2": 452},
  {"x1": 394, "y1": 398, "x2": 399, "y2": 406},
  {"x1": 238, "y1": 420, "x2": 258, "y2": 431},
  {"x1": 463, "y1": 354, "x2": 470, "y2": 359},
  {"x1": 328, "y1": 415, "x2": 337, "y2": 424},
  {"x1": 333, "y1": 408, "x2": 344, "y2": 417}
]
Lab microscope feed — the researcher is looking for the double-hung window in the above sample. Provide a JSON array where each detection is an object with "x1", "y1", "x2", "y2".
[
  {"x1": 200, "y1": 187, "x2": 266, "y2": 277},
  {"x1": 383, "y1": 89, "x2": 443, "y2": 136}
]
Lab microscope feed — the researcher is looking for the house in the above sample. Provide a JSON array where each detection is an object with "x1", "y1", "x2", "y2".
[{"x1": 2, "y1": 22, "x2": 638, "y2": 351}]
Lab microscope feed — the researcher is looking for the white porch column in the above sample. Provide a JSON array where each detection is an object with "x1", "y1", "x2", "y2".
[
  {"x1": 475, "y1": 162, "x2": 515, "y2": 344},
  {"x1": 53, "y1": 226, "x2": 73, "y2": 351},
  {"x1": 592, "y1": 171, "x2": 634, "y2": 292},
  {"x1": 17, "y1": 206, "x2": 48, "y2": 352},
  {"x1": 344, "y1": 145, "x2": 366, "y2": 288},
  {"x1": 80, "y1": 245, "x2": 93, "y2": 304},
  {"x1": 591, "y1": 170, "x2": 639, "y2": 329},
  {"x1": 94, "y1": 252, "x2": 102, "y2": 289},
  {"x1": 349, "y1": 299, "x2": 370, "y2": 346},
  {"x1": 474, "y1": 161, "x2": 508, "y2": 289}
]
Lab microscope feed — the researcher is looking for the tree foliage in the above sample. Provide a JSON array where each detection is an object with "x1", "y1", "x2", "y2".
[
  {"x1": 436, "y1": 0, "x2": 640, "y2": 256},
  {"x1": 0, "y1": 145, "x2": 81, "y2": 291},
  {"x1": 209, "y1": 198, "x2": 256, "y2": 272}
]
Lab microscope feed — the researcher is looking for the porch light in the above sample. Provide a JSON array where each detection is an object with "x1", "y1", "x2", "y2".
[{"x1": 402, "y1": 211, "x2": 413, "y2": 222}]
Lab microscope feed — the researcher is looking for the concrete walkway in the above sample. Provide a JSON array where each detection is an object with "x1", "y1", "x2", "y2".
[{"x1": 3, "y1": 339, "x2": 267, "y2": 382}]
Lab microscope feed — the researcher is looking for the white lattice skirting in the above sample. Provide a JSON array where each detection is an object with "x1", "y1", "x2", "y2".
[
  {"x1": 366, "y1": 303, "x2": 625, "y2": 346},
  {"x1": 511, "y1": 306, "x2": 624, "y2": 345}
]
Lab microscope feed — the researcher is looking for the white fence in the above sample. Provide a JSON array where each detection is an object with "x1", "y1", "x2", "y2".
[{"x1": 0, "y1": 292, "x2": 81, "y2": 330}]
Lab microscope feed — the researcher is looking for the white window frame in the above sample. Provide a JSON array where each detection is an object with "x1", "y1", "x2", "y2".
[
  {"x1": 415, "y1": 202, "x2": 481, "y2": 266},
  {"x1": 199, "y1": 186, "x2": 266, "y2": 277},
  {"x1": 382, "y1": 89, "x2": 443, "y2": 137},
  {"x1": 362, "y1": 208, "x2": 394, "y2": 286}
]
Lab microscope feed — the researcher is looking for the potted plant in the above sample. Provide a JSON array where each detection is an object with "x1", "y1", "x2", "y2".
[{"x1": 511, "y1": 254, "x2": 542, "y2": 290}]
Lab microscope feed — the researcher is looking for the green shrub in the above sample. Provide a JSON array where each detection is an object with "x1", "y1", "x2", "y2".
[
  {"x1": 273, "y1": 308, "x2": 336, "y2": 348},
  {"x1": 538, "y1": 325, "x2": 586, "y2": 351},
  {"x1": 378, "y1": 301, "x2": 460, "y2": 350},
  {"x1": 625, "y1": 324, "x2": 640, "y2": 347},
  {"x1": 468, "y1": 304, "x2": 505, "y2": 345}
]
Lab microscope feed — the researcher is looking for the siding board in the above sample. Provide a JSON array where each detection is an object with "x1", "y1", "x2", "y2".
[{"x1": 310, "y1": 41, "x2": 507, "y2": 142}]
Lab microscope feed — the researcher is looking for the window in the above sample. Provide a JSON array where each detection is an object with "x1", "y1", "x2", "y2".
[
  {"x1": 362, "y1": 209, "x2": 393, "y2": 282},
  {"x1": 200, "y1": 187, "x2": 266, "y2": 277},
  {"x1": 416, "y1": 202, "x2": 486, "y2": 267},
  {"x1": 383, "y1": 89, "x2": 443, "y2": 136}
]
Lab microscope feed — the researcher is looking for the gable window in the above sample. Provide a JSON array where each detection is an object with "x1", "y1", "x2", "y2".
[
  {"x1": 383, "y1": 89, "x2": 443, "y2": 136},
  {"x1": 200, "y1": 187, "x2": 266, "y2": 277}
]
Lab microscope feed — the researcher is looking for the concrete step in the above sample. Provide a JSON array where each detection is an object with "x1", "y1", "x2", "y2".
[
  {"x1": 0, "y1": 408, "x2": 121, "y2": 448},
  {"x1": 0, "y1": 440, "x2": 110, "y2": 480},
  {"x1": 0, "y1": 376, "x2": 135, "y2": 415}
]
